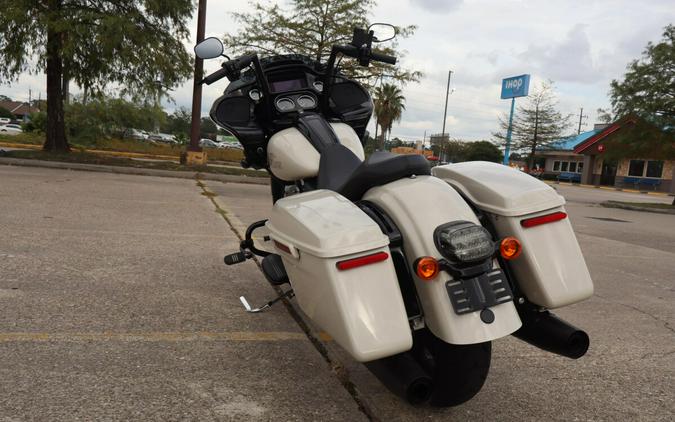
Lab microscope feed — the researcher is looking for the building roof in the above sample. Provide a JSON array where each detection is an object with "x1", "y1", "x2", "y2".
[
  {"x1": 573, "y1": 115, "x2": 638, "y2": 154},
  {"x1": 0, "y1": 100, "x2": 36, "y2": 116},
  {"x1": 545, "y1": 129, "x2": 601, "y2": 151}
]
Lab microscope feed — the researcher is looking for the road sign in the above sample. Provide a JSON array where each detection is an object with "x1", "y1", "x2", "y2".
[{"x1": 501, "y1": 74, "x2": 530, "y2": 99}]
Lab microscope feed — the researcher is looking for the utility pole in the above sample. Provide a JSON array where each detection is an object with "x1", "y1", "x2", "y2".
[
  {"x1": 28, "y1": 88, "x2": 31, "y2": 116},
  {"x1": 187, "y1": 0, "x2": 207, "y2": 163},
  {"x1": 577, "y1": 107, "x2": 588, "y2": 134},
  {"x1": 441, "y1": 70, "x2": 453, "y2": 140}
]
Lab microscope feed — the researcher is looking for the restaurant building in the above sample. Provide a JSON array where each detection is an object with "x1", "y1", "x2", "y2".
[
  {"x1": 537, "y1": 116, "x2": 673, "y2": 194},
  {"x1": 573, "y1": 116, "x2": 673, "y2": 193}
]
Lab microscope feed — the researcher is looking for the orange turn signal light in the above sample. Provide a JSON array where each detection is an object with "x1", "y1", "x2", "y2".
[
  {"x1": 500, "y1": 237, "x2": 522, "y2": 260},
  {"x1": 415, "y1": 256, "x2": 439, "y2": 281}
]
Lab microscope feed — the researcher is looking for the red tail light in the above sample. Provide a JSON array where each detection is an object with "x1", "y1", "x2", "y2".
[
  {"x1": 336, "y1": 252, "x2": 389, "y2": 271},
  {"x1": 274, "y1": 240, "x2": 291, "y2": 254},
  {"x1": 521, "y1": 211, "x2": 567, "y2": 228}
]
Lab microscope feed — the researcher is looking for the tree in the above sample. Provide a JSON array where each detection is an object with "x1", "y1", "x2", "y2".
[
  {"x1": 596, "y1": 108, "x2": 613, "y2": 124},
  {"x1": 64, "y1": 95, "x2": 160, "y2": 144},
  {"x1": 493, "y1": 81, "x2": 571, "y2": 168},
  {"x1": 200, "y1": 117, "x2": 218, "y2": 140},
  {"x1": 463, "y1": 141, "x2": 503, "y2": 163},
  {"x1": 610, "y1": 25, "x2": 674, "y2": 130},
  {"x1": 162, "y1": 107, "x2": 192, "y2": 139},
  {"x1": 373, "y1": 83, "x2": 405, "y2": 149},
  {"x1": 0, "y1": 1, "x2": 194, "y2": 152},
  {"x1": 607, "y1": 23, "x2": 674, "y2": 191},
  {"x1": 0, "y1": 106, "x2": 13, "y2": 119},
  {"x1": 223, "y1": 0, "x2": 421, "y2": 87}
]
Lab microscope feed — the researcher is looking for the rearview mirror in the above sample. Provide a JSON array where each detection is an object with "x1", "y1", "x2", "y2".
[
  {"x1": 194, "y1": 37, "x2": 224, "y2": 59},
  {"x1": 369, "y1": 23, "x2": 396, "y2": 43}
]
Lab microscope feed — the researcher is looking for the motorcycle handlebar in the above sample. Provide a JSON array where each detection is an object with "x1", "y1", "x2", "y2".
[
  {"x1": 202, "y1": 66, "x2": 229, "y2": 85},
  {"x1": 333, "y1": 44, "x2": 397, "y2": 65},
  {"x1": 370, "y1": 51, "x2": 397, "y2": 65},
  {"x1": 201, "y1": 53, "x2": 258, "y2": 85}
]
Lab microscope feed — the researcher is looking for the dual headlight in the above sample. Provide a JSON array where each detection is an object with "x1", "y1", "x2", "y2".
[{"x1": 433, "y1": 221, "x2": 495, "y2": 264}]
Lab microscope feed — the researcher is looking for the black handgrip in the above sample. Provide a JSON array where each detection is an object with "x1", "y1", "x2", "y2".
[
  {"x1": 234, "y1": 53, "x2": 256, "y2": 71},
  {"x1": 370, "y1": 51, "x2": 397, "y2": 65},
  {"x1": 202, "y1": 66, "x2": 229, "y2": 85},
  {"x1": 335, "y1": 44, "x2": 359, "y2": 59}
]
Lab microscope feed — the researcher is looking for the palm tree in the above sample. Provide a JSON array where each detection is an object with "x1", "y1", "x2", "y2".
[{"x1": 373, "y1": 83, "x2": 405, "y2": 150}]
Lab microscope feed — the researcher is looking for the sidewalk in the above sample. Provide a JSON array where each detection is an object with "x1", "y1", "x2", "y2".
[{"x1": 0, "y1": 165, "x2": 365, "y2": 421}]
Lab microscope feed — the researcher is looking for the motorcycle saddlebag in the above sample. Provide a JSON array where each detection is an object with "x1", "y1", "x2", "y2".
[
  {"x1": 432, "y1": 162, "x2": 593, "y2": 309},
  {"x1": 265, "y1": 189, "x2": 412, "y2": 362}
]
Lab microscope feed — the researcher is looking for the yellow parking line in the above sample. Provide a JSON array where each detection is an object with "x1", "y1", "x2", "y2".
[{"x1": 0, "y1": 331, "x2": 307, "y2": 343}]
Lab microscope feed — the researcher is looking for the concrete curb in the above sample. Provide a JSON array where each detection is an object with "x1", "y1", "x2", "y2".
[
  {"x1": 0, "y1": 156, "x2": 270, "y2": 185},
  {"x1": 600, "y1": 200, "x2": 675, "y2": 215},
  {"x1": 545, "y1": 180, "x2": 671, "y2": 196}
]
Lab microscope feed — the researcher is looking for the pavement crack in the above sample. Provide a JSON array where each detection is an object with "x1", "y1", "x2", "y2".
[
  {"x1": 196, "y1": 178, "x2": 377, "y2": 421},
  {"x1": 594, "y1": 292, "x2": 675, "y2": 336},
  {"x1": 640, "y1": 348, "x2": 675, "y2": 360}
]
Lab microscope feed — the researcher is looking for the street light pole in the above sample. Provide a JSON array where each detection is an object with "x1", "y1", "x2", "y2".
[
  {"x1": 441, "y1": 70, "x2": 453, "y2": 139},
  {"x1": 188, "y1": 0, "x2": 207, "y2": 157},
  {"x1": 441, "y1": 70, "x2": 453, "y2": 162}
]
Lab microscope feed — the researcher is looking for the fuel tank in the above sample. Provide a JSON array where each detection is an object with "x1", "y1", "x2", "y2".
[{"x1": 267, "y1": 123, "x2": 365, "y2": 181}]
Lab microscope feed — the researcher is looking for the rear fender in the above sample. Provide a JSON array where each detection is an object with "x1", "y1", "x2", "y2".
[{"x1": 363, "y1": 176, "x2": 522, "y2": 344}]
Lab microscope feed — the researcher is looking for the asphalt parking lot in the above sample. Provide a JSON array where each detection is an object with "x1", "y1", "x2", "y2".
[{"x1": 1, "y1": 166, "x2": 673, "y2": 421}]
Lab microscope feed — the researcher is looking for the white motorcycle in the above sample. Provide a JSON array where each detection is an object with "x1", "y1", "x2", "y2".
[{"x1": 195, "y1": 26, "x2": 594, "y2": 407}]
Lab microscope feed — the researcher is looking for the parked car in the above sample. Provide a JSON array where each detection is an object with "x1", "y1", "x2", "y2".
[
  {"x1": 0, "y1": 124, "x2": 22, "y2": 135},
  {"x1": 199, "y1": 138, "x2": 220, "y2": 148},
  {"x1": 123, "y1": 128, "x2": 150, "y2": 141},
  {"x1": 218, "y1": 142, "x2": 243, "y2": 150},
  {"x1": 148, "y1": 133, "x2": 177, "y2": 145},
  {"x1": 0, "y1": 117, "x2": 11, "y2": 125}
]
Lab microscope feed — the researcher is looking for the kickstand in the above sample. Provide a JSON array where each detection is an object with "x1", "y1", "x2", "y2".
[{"x1": 239, "y1": 289, "x2": 295, "y2": 313}]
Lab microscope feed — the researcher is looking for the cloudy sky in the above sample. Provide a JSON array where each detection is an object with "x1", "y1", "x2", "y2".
[{"x1": 3, "y1": 0, "x2": 673, "y2": 142}]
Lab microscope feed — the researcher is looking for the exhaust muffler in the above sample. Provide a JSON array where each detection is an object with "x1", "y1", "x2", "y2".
[
  {"x1": 513, "y1": 308, "x2": 589, "y2": 359},
  {"x1": 364, "y1": 351, "x2": 433, "y2": 405}
]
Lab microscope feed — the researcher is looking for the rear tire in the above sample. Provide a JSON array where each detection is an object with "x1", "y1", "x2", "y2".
[{"x1": 412, "y1": 329, "x2": 492, "y2": 407}]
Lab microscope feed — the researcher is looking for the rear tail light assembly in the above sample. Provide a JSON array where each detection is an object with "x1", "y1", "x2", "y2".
[
  {"x1": 521, "y1": 211, "x2": 567, "y2": 228},
  {"x1": 433, "y1": 221, "x2": 495, "y2": 264},
  {"x1": 336, "y1": 251, "x2": 389, "y2": 271}
]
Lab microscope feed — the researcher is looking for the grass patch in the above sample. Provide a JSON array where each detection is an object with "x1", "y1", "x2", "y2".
[
  {"x1": 3, "y1": 149, "x2": 267, "y2": 178},
  {"x1": 606, "y1": 201, "x2": 674, "y2": 209},
  {"x1": 90, "y1": 138, "x2": 244, "y2": 162},
  {"x1": 0, "y1": 134, "x2": 245, "y2": 163},
  {"x1": 0, "y1": 132, "x2": 45, "y2": 145}
]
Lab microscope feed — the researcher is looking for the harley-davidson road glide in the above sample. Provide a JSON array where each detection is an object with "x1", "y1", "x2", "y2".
[{"x1": 194, "y1": 25, "x2": 594, "y2": 407}]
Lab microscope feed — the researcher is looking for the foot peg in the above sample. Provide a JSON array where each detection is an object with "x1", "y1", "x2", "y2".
[
  {"x1": 261, "y1": 254, "x2": 289, "y2": 285},
  {"x1": 240, "y1": 289, "x2": 295, "y2": 313},
  {"x1": 224, "y1": 251, "x2": 249, "y2": 265}
]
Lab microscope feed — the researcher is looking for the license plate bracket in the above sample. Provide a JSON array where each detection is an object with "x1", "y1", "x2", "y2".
[{"x1": 445, "y1": 269, "x2": 513, "y2": 315}]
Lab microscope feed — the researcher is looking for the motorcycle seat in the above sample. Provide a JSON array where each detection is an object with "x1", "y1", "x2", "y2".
[{"x1": 317, "y1": 143, "x2": 431, "y2": 201}]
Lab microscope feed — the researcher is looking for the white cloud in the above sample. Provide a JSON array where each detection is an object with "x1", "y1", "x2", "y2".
[
  {"x1": 2, "y1": 0, "x2": 673, "y2": 142},
  {"x1": 409, "y1": 0, "x2": 463, "y2": 13}
]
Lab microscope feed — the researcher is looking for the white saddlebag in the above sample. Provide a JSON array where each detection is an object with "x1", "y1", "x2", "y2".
[
  {"x1": 266, "y1": 190, "x2": 412, "y2": 362},
  {"x1": 432, "y1": 162, "x2": 593, "y2": 309}
]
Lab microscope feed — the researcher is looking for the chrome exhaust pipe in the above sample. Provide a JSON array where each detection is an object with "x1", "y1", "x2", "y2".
[
  {"x1": 513, "y1": 309, "x2": 589, "y2": 359},
  {"x1": 364, "y1": 352, "x2": 433, "y2": 405}
]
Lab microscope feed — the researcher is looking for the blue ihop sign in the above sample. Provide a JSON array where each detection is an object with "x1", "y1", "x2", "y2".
[{"x1": 500, "y1": 74, "x2": 530, "y2": 99}]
